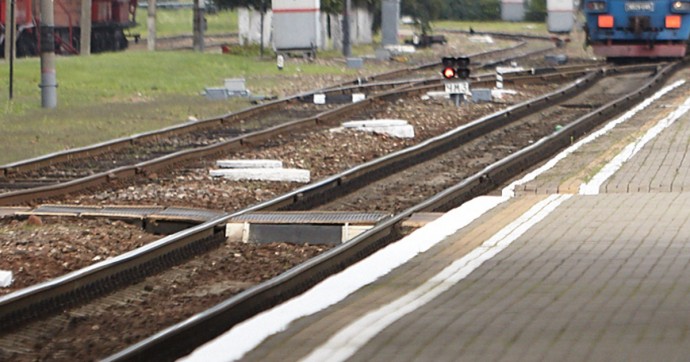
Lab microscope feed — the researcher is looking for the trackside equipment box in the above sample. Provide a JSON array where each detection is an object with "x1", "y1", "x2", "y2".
[
  {"x1": 547, "y1": 0, "x2": 575, "y2": 33},
  {"x1": 272, "y1": 0, "x2": 321, "y2": 54}
]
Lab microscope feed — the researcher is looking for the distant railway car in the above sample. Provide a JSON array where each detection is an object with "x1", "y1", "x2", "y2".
[
  {"x1": 0, "y1": 0, "x2": 136, "y2": 57},
  {"x1": 548, "y1": 0, "x2": 576, "y2": 33},
  {"x1": 584, "y1": 0, "x2": 690, "y2": 57}
]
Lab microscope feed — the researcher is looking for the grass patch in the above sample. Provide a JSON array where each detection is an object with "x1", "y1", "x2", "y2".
[
  {"x1": 131, "y1": 9, "x2": 238, "y2": 38},
  {"x1": 432, "y1": 20, "x2": 547, "y2": 35},
  {"x1": 0, "y1": 50, "x2": 376, "y2": 164},
  {"x1": 0, "y1": 17, "x2": 543, "y2": 165}
]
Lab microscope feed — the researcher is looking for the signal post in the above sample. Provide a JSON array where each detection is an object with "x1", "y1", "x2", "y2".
[{"x1": 441, "y1": 56, "x2": 471, "y2": 106}]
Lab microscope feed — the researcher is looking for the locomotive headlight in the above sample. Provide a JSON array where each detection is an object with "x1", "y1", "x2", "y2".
[
  {"x1": 586, "y1": 1, "x2": 607, "y2": 12},
  {"x1": 672, "y1": 1, "x2": 690, "y2": 12}
]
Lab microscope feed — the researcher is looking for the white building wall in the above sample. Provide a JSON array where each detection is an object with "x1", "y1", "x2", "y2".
[
  {"x1": 238, "y1": 8, "x2": 273, "y2": 46},
  {"x1": 352, "y1": 8, "x2": 373, "y2": 44},
  {"x1": 237, "y1": 6, "x2": 372, "y2": 50}
]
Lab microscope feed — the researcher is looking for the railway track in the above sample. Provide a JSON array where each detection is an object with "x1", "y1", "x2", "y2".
[
  {"x1": 0, "y1": 36, "x2": 564, "y2": 205},
  {"x1": 0, "y1": 67, "x2": 592, "y2": 206},
  {"x1": 106, "y1": 61, "x2": 681, "y2": 361},
  {"x1": 0, "y1": 57, "x2": 680, "y2": 360}
]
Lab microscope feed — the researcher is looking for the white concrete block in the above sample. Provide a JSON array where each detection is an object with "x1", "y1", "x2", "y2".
[
  {"x1": 492, "y1": 88, "x2": 518, "y2": 99},
  {"x1": 343, "y1": 119, "x2": 408, "y2": 128},
  {"x1": 472, "y1": 88, "x2": 493, "y2": 103},
  {"x1": 383, "y1": 44, "x2": 416, "y2": 54},
  {"x1": 313, "y1": 94, "x2": 326, "y2": 104},
  {"x1": 423, "y1": 91, "x2": 450, "y2": 100},
  {"x1": 216, "y1": 159, "x2": 283, "y2": 169},
  {"x1": 495, "y1": 66, "x2": 525, "y2": 74},
  {"x1": 210, "y1": 168, "x2": 311, "y2": 183},
  {"x1": 0, "y1": 270, "x2": 12, "y2": 288},
  {"x1": 342, "y1": 225, "x2": 373, "y2": 242},
  {"x1": 352, "y1": 93, "x2": 366, "y2": 103},
  {"x1": 226, "y1": 222, "x2": 249, "y2": 242},
  {"x1": 224, "y1": 78, "x2": 247, "y2": 92},
  {"x1": 469, "y1": 35, "x2": 494, "y2": 44},
  {"x1": 342, "y1": 119, "x2": 415, "y2": 138}
]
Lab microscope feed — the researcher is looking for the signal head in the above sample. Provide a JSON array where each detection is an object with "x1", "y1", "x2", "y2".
[
  {"x1": 442, "y1": 67, "x2": 457, "y2": 79},
  {"x1": 441, "y1": 56, "x2": 471, "y2": 79}
]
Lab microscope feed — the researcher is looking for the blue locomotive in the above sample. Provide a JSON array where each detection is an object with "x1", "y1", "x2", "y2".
[{"x1": 584, "y1": 0, "x2": 690, "y2": 57}]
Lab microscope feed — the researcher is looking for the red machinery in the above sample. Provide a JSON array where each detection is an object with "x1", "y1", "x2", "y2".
[{"x1": 1, "y1": 0, "x2": 137, "y2": 56}]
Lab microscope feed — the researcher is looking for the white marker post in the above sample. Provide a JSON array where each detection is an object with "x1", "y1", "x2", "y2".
[{"x1": 277, "y1": 54, "x2": 285, "y2": 70}]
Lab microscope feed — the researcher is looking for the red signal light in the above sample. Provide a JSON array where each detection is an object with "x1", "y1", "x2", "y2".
[{"x1": 442, "y1": 67, "x2": 456, "y2": 79}]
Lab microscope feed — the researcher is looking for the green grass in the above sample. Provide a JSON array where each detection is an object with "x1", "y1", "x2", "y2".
[
  {"x1": 2, "y1": 51, "x2": 292, "y2": 109},
  {"x1": 432, "y1": 20, "x2": 547, "y2": 34},
  {"x1": 131, "y1": 9, "x2": 238, "y2": 38},
  {"x1": 0, "y1": 50, "x2": 374, "y2": 164},
  {"x1": 0, "y1": 17, "x2": 551, "y2": 165}
]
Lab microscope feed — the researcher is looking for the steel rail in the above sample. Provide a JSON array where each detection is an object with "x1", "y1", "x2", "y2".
[
  {"x1": 104, "y1": 60, "x2": 682, "y2": 362},
  {"x1": 0, "y1": 43, "x2": 531, "y2": 177},
  {"x1": 0, "y1": 36, "x2": 557, "y2": 180},
  {"x1": 0, "y1": 64, "x2": 606, "y2": 331},
  {"x1": 0, "y1": 62, "x2": 604, "y2": 206}
]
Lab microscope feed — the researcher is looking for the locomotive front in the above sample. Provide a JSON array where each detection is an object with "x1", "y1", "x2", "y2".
[{"x1": 584, "y1": 0, "x2": 690, "y2": 57}]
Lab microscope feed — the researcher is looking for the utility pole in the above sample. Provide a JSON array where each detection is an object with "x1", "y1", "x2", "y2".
[
  {"x1": 7, "y1": 0, "x2": 15, "y2": 99},
  {"x1": 4, "y1": 0, "x2": 15, "y2": 60},
  {"x1": 193, "y1": 0, "x2": 205, "y2": 52},
  {"x1": 80, "y1": 0, "x2": 91, "y2": 54},
  {"x1": 146, "y1": 0, "x2": 156, "y2": 52},
  {"x1": 40, "y1": 0, "x2": 57, "y2": 108},
  {"x1": 147, "y1": 0, "x2": 156, "y2": 51},
  {"x1": 259, "y1": 0, "x2": 266, "y2": 57},
  {"x1": 342, "y1": 0, "x2": 351, "y2": 57}
]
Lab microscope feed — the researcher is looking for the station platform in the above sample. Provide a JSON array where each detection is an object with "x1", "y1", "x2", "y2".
[{"x1": 183, "y1": 73, "x2": 690, "y2": 361}]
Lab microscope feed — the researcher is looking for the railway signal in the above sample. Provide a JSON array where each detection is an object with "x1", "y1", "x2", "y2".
[
  {"x1": 441, "y1": 56, "x2": 471, "y2": 79},
  {"x1": 441, "y1": 56, "x2": 471, "y2": 107}
]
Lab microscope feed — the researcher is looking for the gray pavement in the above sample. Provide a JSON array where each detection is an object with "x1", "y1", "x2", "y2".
[{"x1": 350, "y1": 193, "x2": 690, "y2": 361}]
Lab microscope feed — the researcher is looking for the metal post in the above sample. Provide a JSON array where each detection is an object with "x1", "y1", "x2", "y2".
[
  {"x1": 259, "y1": 3, "x2": 265, "y2": 58},
  {"x1": 342, "y1": 0, "x2": 351, "y2": 57},
  {"x1": 453, "y1": 94, "x2": 463, "y2": 107},
  {"x1": 193, "y1": 0, "x2": 205, "y2": 52},
  {"x1": 8, "y1": 0, "x2": 15, "y2": 99},
  {"x1": 147, "y1": 0, "x2": 156, "y2": 51},
  {"x1": 40, "y1": 0, "x2": 57, "y2": 108},
  {"x1": 80, "y1": 0, "x2": 91, "y2": 54}
]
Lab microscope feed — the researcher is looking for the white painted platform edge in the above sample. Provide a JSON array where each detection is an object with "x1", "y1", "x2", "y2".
[
  {"x1": 300, "y1": 194, "x2": 571, "y2": 362},
  {"x1": 580, "y1": 93, "x2": 690, "y2": 195},
  {"x1": 503, "y1": 79, "x2": 686, "y2": 198},
  {"x1": 179, "y1": 195, "x2": 508, "y2": 362},
  {"x1": 0, "y1": 270, "x2": 12, "y2": 288},
  {"x1": 216, "y1": 160, "x2": 283, "y2": 169}
]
